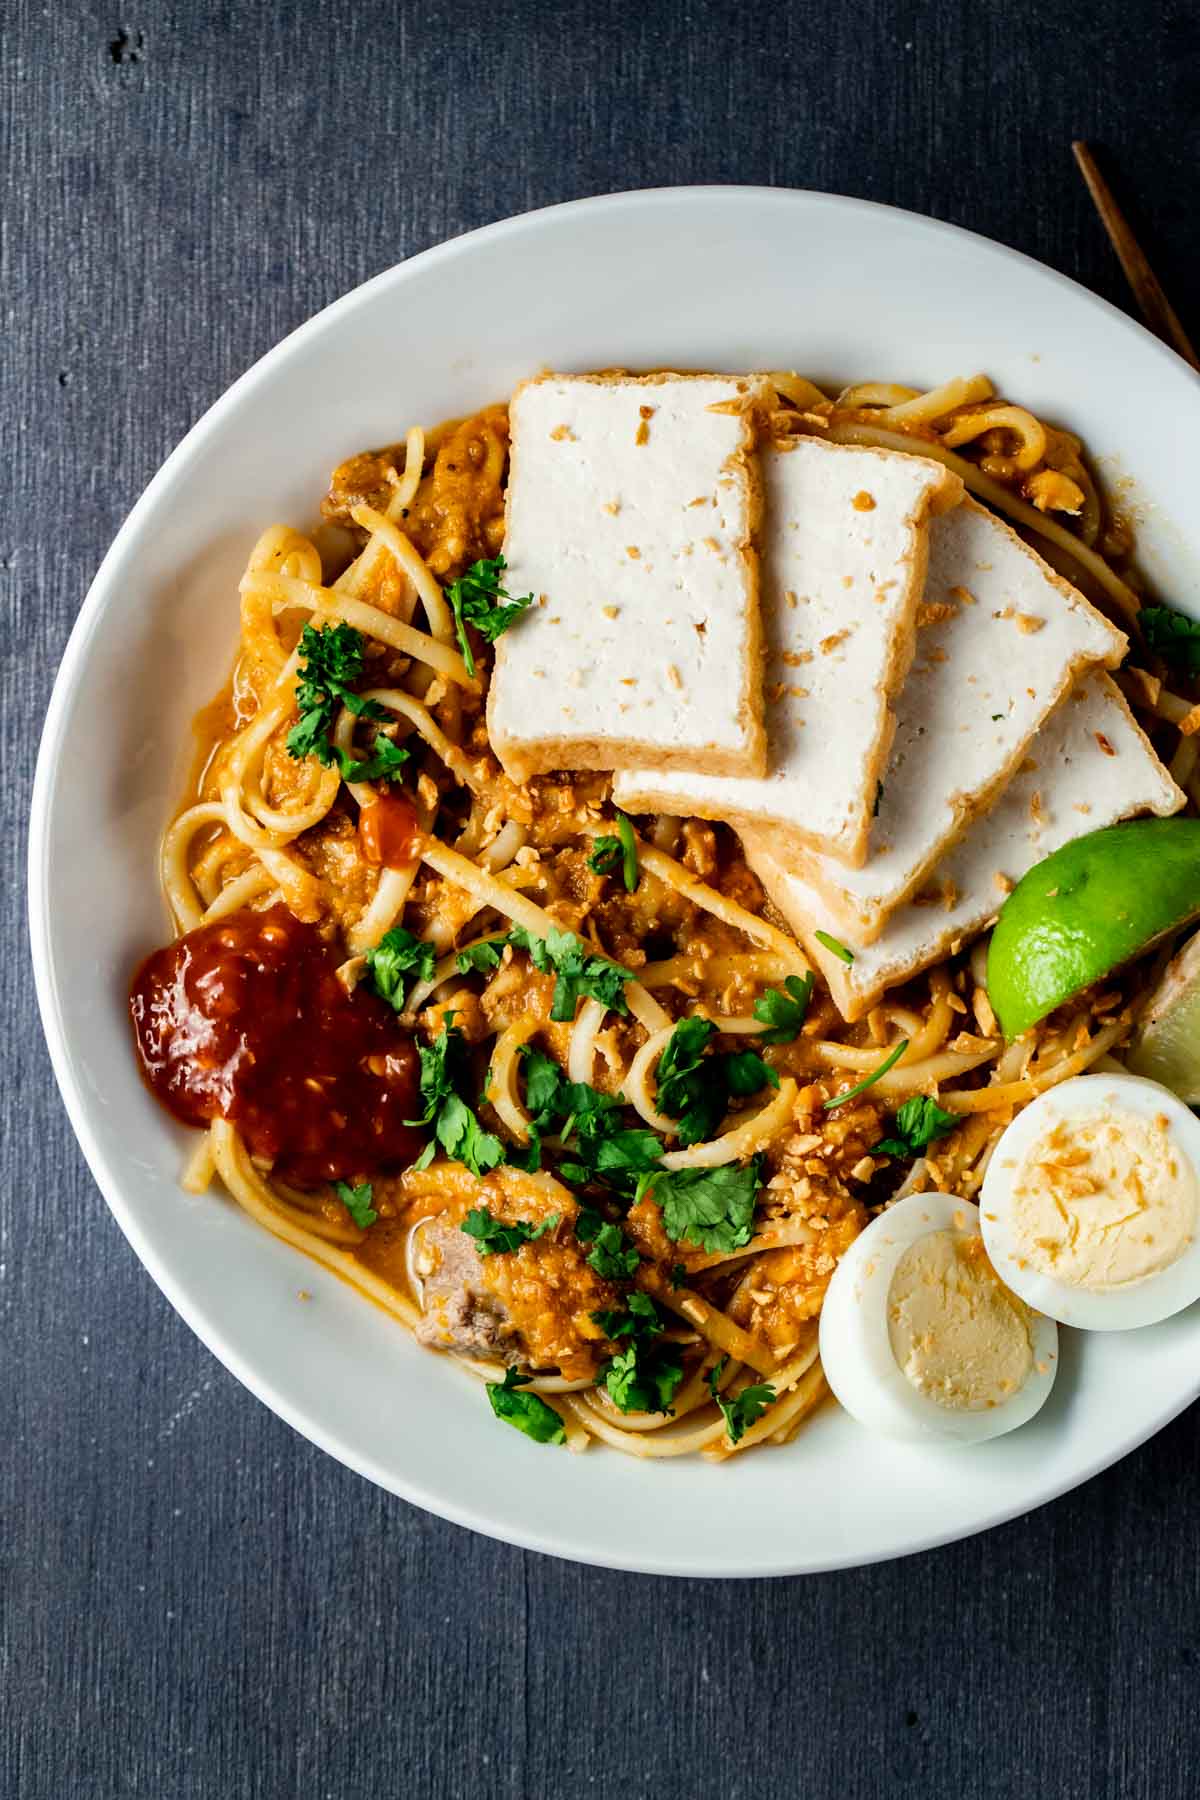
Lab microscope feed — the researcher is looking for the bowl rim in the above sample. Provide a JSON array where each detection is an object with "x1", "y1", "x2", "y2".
[{"x1": 29, "y1": 184, "x2": 1200, "y2": 1576}]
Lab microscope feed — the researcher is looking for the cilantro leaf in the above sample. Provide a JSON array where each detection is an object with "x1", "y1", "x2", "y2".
[
  {"x1": 654, "y1": 1016, "x2": 776, "y2": 1148},
  {"x1": 706, "y1": 1361, "x2": 776, "y2": 1444},
  {"x1": 334, "y1": 1180, "x2": 377, "y2": 1229},
  {"x1": 873, "y1": 1095, "x2": 960, "y2": 1159},
  {"x1": 407, "y1": 1023, "x2": 504, "y2": 1178},
  {"x1": 1140, "y1": 603, "x2": 1200, "y2": 677},
  {"x1": 486, "y1": 1367, "x2": 566, "y2": 1445},
  {"x1": 589, "y1": 1130, "x2": 662, "y2": 1179},
  {"x1": 445, "y1": 556, "x2": 534, "y2": 678},
  {"x1": 602, "y1": 1341, "x2": 684, "y2": 1415},
  {"x1": 638, "y1": 1161, "x2": 761, "y2": 1255},
  {"x1": 286, "y1": 622, "x2": 392, "y2": 773},
  {"x1": 656, "y1": 1017, "x2": 719, "y2": 1135},
  {"x1": 753, "y1": 974, "x2": 815, "y2": 1044},
  {"x1": 522, "y1": 1048, "x2": 567, "y2": 1126},
  {"x1": 363, "y1": 926, "x2": 436, "y2": 1012},
  {"x1": 507, "y1": 924, "x2": 633, "y2": 1023},
  {"x1": 723, "y1": 1050, "x2": 778, "y2": 1096},
  {"x1": 461, "y1": 1205, "x2": 560, "y2": 1256},
  {"x1": 455, "y1": 939, "x2": 505, "y2": 976},
  {"x1": 517, "y1": 1047, "x2": 660, "y2": 1192},
  {"x1": 580, "y1": 1220, "x2": 640, "y2": 1281},
  {"x1": 335, "y1": 735, "x2": 410, "y2": 784},
  {"x1": 434, "y1": 1094, "x2": 504, "y2": 1179},
  {"x1": 591, "y1": 1291, "x2": 664, "y2": 1341}
]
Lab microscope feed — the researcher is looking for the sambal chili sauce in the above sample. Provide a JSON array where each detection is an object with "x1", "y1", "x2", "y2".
[
  {"x1": 358, "y1": 789, "x2": 422, "y2": 870},
  {"x1": 129, "y1": 904, "x2": 425, "y2": 1185}
]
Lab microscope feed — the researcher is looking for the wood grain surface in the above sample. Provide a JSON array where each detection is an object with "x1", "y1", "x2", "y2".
[{"x1": 5, "y1": 3, "x2": 1200, "y2": 1795}]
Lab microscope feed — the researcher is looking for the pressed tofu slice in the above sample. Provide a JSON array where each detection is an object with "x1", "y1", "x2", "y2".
[
  {"x1": 744, "y1": 673, "x2": 1183, "y2": 1021},
  {"x1": 771, "y1": 498, "x2": 1128, "y2": 942},
  {"x1": 613, "y1": 436, "x2": 962, "y2": 867},
  {"x1": 486, "y1": 371, "x2": 771, "y2": 784}
]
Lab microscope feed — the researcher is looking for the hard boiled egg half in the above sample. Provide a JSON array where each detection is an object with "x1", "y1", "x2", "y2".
[
  {"x1": 819, "y1": 1192, "x2": 1059, "y2": 1444},
  {"x1": 980, "y1": 1072, "x2": 1200, "y2": 1331}
]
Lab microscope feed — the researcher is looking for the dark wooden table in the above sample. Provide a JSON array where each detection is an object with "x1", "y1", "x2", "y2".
[{"x1": 7, "y1": 4, "x2": 1200, "y2": 1795}]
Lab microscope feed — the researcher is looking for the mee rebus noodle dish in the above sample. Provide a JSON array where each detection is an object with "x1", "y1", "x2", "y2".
[{"x1": 128, "y1": 371, "x2": 1200, "y2": 1461}]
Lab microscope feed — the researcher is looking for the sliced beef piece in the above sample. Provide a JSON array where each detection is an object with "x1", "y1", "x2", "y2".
[{"x1": 413, "y1": 1218, "x2": 518, "y2": 1362}]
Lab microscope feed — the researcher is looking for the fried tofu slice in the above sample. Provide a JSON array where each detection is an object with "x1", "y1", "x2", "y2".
[{"x1": 487, "y1": 371, "x2": 771, "y2": 784}]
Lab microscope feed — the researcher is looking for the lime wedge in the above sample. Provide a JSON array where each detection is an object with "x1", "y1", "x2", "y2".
[
  {"x1": 1126, "y1": 930, "x2": 1200, "y2": 1101},
  {"x1": 986, "y1": 819, "x2": 1200, "y2": 1040}
]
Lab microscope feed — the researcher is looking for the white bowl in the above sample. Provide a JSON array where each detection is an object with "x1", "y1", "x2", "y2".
[{"x1": 30, "y1": 186, "x2": 1200, "y2": 1576}]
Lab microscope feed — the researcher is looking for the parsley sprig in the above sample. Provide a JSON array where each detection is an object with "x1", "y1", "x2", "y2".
[
  {"x1": 873, "y1": 1095, "x2": 959, "y2": 1159},
  {"x1": 407, "y1": 1022, "x2": 504, "y2": 1178},
  {"x1": 486, "y1": 1367, "x2": 566, "y2": 1445},
  {"x1": 286, "y1": 622, "x2": 410, "y2": 782},
  {"x1": 445, "y1": 556, "x2": 534, "y2": 678}
]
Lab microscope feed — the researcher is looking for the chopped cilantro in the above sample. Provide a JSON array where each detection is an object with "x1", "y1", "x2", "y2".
[
  {"x1": 1140, "y1": 603, "x2": 1200, "y2": 677},
  {"x1": 507, "y1": 924, "x2": 632, "y2": 1022},
  {"x1": 991, "y1": 712, "x2": 1005, "y2": 722},
  {"x1": 407, "y1": 1023, "x2": 504, "y2": 1178},
  {"x1": 753, "y1": 973, "x2": 815, "y2": 1044},
  {"x1": 445, "y1": 556, "x2": 534, "y2": 678},
  {"x1": 579, "y1": 1219, "x2": 641, "y2": 1281},
  {"x1": 705, "y1": 1361, "x2": 776, "y2": 1444},
  {"x1": 461, "y1": 1205, "x2": 560, "y2": 1256},
  {"x1": 669, "y1": 1262, "x2": 688, "y2": 1290},
  {"x1": 588, "y1": 814, "x2": 639, "y2": 892},
  {"x1": 637, "y1": 1160, "x2": 761, "y2": 1255},
  {"x1": 334, "y1": 1180, "x2": 377, "y2": 1229},
  {"x1": 455, "y1": 939, "x2": 505, "y2": 976},
  {"x1": 337, "y1": 735, "x2": 411, "y2": 784},
  {"x1": 516, "y1": 1047, "x2": 660, "y2": 1191},
  {"x1": 823, "y1": 1038, "x2": 910, "y2": 1111},
  {"x1": 873, "y1": 781, "x2": 884, "y2": 818},
  {"x1": 286, "y1": 622, "x2": 408, "y2": 781},
  {"x1": 655, "y1": 1015, "x2": 777, "y2": 1147},
  {"x1": 602, "y1": 1340, "x2": 684, "y2": 1415},
  {"x1": 873, "y1": 1094, "x2": 960, "y2": 1158},
  {"x1": 814, "y1": 930, "x2": 855, "y2": 964},
  {"x1": 486, "y1": 1366, "x2": 566, "y2": 1445},
  {"x1": 591, "y1": 1291, "x2": 664, "y2": 1341},
  {"x1": 363, "y1": 926, "x2": 436, "y2": 1012}
]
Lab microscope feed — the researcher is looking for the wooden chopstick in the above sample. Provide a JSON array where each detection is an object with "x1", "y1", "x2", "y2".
[{"x1": 1072, "y1": 140, "x2": 1200, "y2": 372}]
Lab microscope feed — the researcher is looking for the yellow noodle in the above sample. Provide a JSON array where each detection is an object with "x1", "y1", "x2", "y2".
[{"x1": 824, "y1": 420, "x2": 1141, "y2": 623}]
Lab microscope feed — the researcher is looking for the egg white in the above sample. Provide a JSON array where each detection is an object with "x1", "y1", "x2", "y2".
[
  {"x1": 819, "y1": 1191, "x2": 1059, "y2": 1445},
  {"x1": 979, "y1": 1072, "x2": 1200, "y2": 1331}
]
